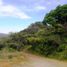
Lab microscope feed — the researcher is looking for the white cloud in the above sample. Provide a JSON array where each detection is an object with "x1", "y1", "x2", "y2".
[
  {"x1": 0, "y1": 0, "x2": 2, "y2": 5},
  {"x1": 25, "y1": 5, "x2": 47, "y2": 12},
  {"x1": 35, "y1": 5, "x2": 46, "y2": 10},
  {"x1": 0, "y1": 0, "x2": 30, "y2": 19}
]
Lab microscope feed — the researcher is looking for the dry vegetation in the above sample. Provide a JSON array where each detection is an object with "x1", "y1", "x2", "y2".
[
  {"x1": 0, "y1": 51, "x2": 28, "y2": 67},
  {"x1": 0, "y1": 52, "x2": 67, "y2": 67}
]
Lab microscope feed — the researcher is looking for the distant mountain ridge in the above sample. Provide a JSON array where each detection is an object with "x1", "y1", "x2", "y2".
[{"x1": 0, "y1": 33, "x2": 8, "y2": 38}]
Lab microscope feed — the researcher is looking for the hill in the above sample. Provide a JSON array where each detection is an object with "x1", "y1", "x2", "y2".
[
  {"x1": 0, "y1": 4, "x2": 67, "y2": 61},
  {"x1": 0, "y1": 33, "x2": 8, "y2": 38}
]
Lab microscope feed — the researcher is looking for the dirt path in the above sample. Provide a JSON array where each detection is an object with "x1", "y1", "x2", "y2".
[
  {"x1": 17, "y1": 53, "x2": 67, "y2": 67},
  {"x1": 0, "y1": 53, "x2": 67, "y2": 67},
  {"x1": 22, "y1": 53, "x2": 67, "y2": 67}
]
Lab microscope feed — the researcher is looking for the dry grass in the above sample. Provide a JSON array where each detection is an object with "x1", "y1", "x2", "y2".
[
  {"x1": 0, "y1": 50, "x2": 27, "y2": 67},
  {"x1": 0, "y1": 50, "x2": 67, "y2": 67}
]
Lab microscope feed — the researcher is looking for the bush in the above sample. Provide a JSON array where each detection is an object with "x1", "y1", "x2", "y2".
[
  {"x1": 7, "y1": 43, "x2": 23, "y2": 51},
  {"x1": 0, "y1": 43, "x2": 5, "y2": 50}
]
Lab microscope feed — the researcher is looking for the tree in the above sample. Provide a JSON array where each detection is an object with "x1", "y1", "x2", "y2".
[{"x1": 43, "y1": 4, "x2": 67, "y2": 29}]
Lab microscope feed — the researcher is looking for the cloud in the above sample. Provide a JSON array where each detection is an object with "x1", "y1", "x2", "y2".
[
  {"x1": 24, "y1": 5, "x2": 47, "y2": 12},
  {"x1": 0, "y1": 0, "x2": 30, "y2": 19},
  {"x1": 35, "y1": 5, "x2": 46, "y2": 10}
]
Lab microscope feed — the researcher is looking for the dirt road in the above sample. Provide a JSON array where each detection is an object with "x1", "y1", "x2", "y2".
[
  {"x1": 21, "y1": 53, "x2": 67, "y2": 67},
  {"x1": 0, "y1": 53, "x2": 67, "y2": 67}
]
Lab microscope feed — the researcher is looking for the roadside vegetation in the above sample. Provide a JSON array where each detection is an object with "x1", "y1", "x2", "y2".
[{"x1": 0, "y1": 4, "x2": 67, "y2": 60}]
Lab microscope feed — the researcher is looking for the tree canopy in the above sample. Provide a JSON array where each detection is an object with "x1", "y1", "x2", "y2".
[{"x1": 43, "y1": 4, "x2": 67, "y2": 27}]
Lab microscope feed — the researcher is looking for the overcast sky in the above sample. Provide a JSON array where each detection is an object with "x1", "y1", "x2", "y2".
[{"x1": 0, "y1": 0, "x2": 67, "y2": 33}]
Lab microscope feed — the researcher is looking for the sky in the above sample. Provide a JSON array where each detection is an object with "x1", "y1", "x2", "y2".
[{"x1": 0, "y1": 0, "x2": 67, "y2": 33}]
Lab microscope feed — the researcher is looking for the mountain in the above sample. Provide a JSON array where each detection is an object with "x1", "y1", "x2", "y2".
[{"x1": 0, "y1": 33, "x2": 8, "y2": 38}]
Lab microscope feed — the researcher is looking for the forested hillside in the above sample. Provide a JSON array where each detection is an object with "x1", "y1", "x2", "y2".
[{"x1": 0, "y1": 4, "x2": 67, "y2": 60}]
